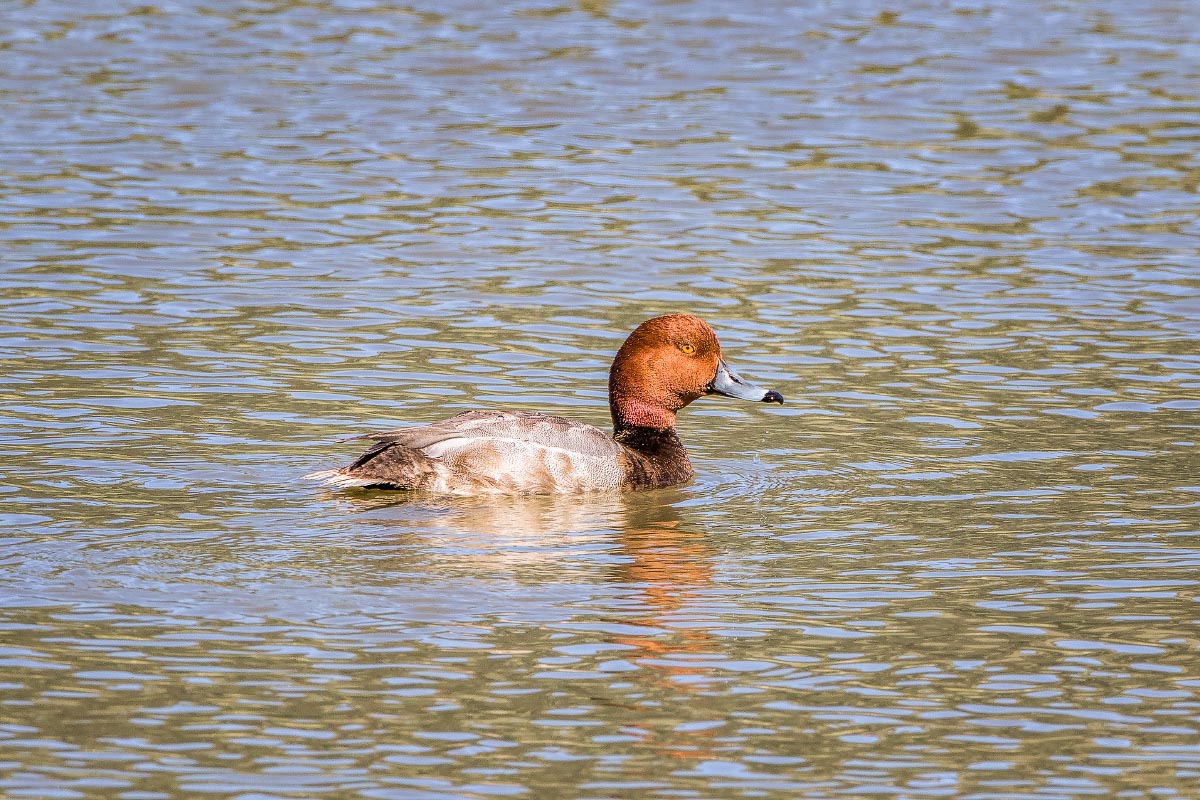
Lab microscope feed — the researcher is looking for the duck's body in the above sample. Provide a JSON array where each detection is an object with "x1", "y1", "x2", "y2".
[
  {"x1": 307, "y1": 409, "x2": 692, "y2": 494},
  {"x1": 307, "y1": 314, "x2": 781, "y2": 495}
]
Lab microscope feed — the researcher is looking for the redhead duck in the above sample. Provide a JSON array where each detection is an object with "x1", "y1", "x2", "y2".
[{"x1": 306, "y1": 314, "x2": 783, "y2": 494}]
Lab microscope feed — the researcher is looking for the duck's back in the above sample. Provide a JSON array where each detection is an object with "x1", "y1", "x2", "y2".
[{"x1": 311, "y1": 410, "x2": 627, "y2": 494}]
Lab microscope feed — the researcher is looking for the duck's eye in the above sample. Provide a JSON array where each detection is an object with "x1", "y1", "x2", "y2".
[{"x1": 679, "y1": 343, "x2": 696, "y2": 355}]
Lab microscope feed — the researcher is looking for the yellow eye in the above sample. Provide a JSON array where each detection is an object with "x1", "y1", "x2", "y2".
[{"x1": 679, "y1": 343, "x2": 695, "y2": 355}]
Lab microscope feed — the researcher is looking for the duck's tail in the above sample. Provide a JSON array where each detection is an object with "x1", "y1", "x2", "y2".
[
  {"x1": 305, "y1": 441, "x2": 441, "y2": 490},
  {"x1": 303, "y1": 468, "x2": 382, "y2": 489}
]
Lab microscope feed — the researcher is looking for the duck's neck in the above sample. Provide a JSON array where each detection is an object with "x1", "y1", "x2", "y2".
[{"x1": 610, "y1": 398, "x2": 677, "y2": 432}]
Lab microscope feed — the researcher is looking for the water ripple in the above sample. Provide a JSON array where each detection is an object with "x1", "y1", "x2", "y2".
[{"x1": 2, "y1": 0, "x2": 1198, "y2": 797}]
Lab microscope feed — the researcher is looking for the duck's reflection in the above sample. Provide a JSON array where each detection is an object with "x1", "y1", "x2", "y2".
[
  {"x1": 336, "y1": 490, "x2": 712, "y2": 610},
  {"x1": 334, "y1": 489, "x2": 730, "y2": 763}
]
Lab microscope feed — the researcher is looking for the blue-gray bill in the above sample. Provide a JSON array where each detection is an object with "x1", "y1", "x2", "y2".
[{"x1": 708, "y1": 359, "x2": 784, "y2": 404}]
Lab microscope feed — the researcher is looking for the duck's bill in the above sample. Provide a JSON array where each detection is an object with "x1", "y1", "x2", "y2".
[{"x1": 708, "y1": 359, "x2": 784, "y2": 404}]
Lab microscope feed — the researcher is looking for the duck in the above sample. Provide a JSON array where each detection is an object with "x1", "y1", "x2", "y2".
[{"x1": 306, "y1": 313, "x2": 783, "y2": 494}]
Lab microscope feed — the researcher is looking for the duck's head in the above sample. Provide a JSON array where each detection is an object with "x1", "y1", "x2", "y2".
[{"x1": 608, "y1": 313, "x2": 783, "y2": 431}]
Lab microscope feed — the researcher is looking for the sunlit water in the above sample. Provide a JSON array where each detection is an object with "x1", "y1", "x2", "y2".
[{"x1": 2, "y1": 1, "x2": 1198, "y2": 797}]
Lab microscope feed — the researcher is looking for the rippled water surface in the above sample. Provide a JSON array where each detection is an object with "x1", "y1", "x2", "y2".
[{"x1": 3, "y1": 1, "x2": 1199, "y2": 797}]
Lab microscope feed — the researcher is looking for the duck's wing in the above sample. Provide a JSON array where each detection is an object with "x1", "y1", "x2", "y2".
[
  {"x1": 345, "y1": 410, "x2": 627, "y2": 493},
  {"x1": 355, "y1": 410, "x2": 607, "y2": 450}
]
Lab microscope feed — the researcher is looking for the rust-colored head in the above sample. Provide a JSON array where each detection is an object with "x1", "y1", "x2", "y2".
[{"x1": 608, "y1": 314, "x2": 782, "y2": 431}]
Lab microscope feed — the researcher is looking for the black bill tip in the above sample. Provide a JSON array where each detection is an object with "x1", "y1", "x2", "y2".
[{"x1": 762, "y1": 390, "x2": 784, "y2": 404}]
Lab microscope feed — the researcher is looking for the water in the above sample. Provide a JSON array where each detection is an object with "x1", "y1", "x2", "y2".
[{"x1": 2, "y1": 1, "x2": 1198, "y2": 797}]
